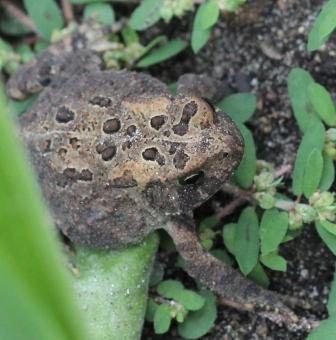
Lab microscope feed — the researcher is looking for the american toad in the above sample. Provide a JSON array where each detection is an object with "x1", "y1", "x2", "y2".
[{"x1": 6, "y1": 30, "x2": 296, "y2": 323}]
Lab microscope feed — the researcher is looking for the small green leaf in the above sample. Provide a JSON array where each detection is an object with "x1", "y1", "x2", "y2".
[
  {"x1": 177, "y1": 290, "x2": 217, "y2": 339},
  {"x1": 199, "y1": 216, "x2": 219, "y2": 231},
  {"x1": 154, "y1": 304, "x2": 172, "y2": 334},
  {"x1": 259, "y1": 209, "x2": 288, "y2": 255},
  {"x1": 70, "y1": 0, "x2": 103, "y2": 3},
  {"x1": 308, "y1": 82, "x2": 336, "y2": 127},
  {"x1": 302, "y1": 148, "x2": 324, "y2": 198},
  {"x1": 200, "y1": 1, "x2": 220, "y2": 30},
  {"x1": 319, "y1": 154, "x2": 335, "y2": 191},
  {"x1": 222, "y1": 223, "x2": 236, "y2": 254},
  {"x1": 84, "y1": 3, "x2": 115, "y2": 26},
  {"x1": 175, "y1": 290, "x2": 205, "y2": 311},
  {"x1": 191, "y1": 3, "x2": 212, "y2": 53},
  {"x1": 248, "y1": 262, "x2": 270, "y2": 288},
  {"x1": 320, "y1": 220, "x2": 336, "y2": 237},
  {"x1": 316, "y1": 221, "x2": 336, "y2": 256},
  {"x1": 306, "y1": 316, "x2": 336, "y2": 339},
  {"x1": 23, "y1": 0, "x2": 64, "y2": 40},
  {"x1": 292, "y1": 121, "x2": 325, "y2": 195},
  {"x1": 146, "y1": 298, "x2": 159, "y2": 322},
  {"x1": 327, "y1": 272, "x2": 336, "y2": 315},
  {"x1": 234, "y1": 208, "x2": 259, "y2": 275},
  {"x1": 176, "y1": 310, "x2": 185, "y2": 323},
  {"x1": 157, "y1": 280, "x2": 184, "y2": 299},
  {"x1": 288, "y1": 68, "x2": 320, "y2": 132},
  {"x1": 121, "y1": 27, "x2": 140, "y2": 45},
  {"x1": 260, "y1": 253, "x2": 287, "y2": 272},
  {"x1": 0, "y1": 8, "x2": 32, "y2": 36},
  {"x1": 217, "y1": 93, "x2": 257, "y2": 123},
  {"x1": 233, "y1": 123, "x2": 257, "y2": 188},
  {"x1": 308, "y1": 0, "x2": 336, "y2": 51},
  {"x1": 129, "y1": 0, "x2": 164, "y2": 31},
  {"x1": 137, "y1": 39, "x2": 187, "y2": 68},
  {"x1": 143, "y1": 35, "x2": 166, "y2": 54},
  {"x1": 211, "y1": 249, "x2": 234, "y2": 266}
]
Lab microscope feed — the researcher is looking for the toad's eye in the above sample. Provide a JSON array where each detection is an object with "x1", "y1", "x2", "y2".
[{"x1": 179, "y1": 171, "x2": 204, "y2": 185}]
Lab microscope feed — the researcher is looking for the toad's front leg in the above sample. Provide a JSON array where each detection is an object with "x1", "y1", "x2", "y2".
[{"x1": 164, "y1": 218, "x2": 311, "y2": 329}]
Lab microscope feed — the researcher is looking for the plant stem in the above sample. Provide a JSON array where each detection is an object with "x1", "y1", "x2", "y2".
[{"x1": 1, "y1": 0, "x2": 38, "y2": 34}]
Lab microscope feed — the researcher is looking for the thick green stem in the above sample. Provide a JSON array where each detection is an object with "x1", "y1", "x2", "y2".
[{"x1": 72, "y1": 233, "x2": 159, "y2": 340}]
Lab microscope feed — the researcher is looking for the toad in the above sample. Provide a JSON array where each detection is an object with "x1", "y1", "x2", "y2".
[{"x1": 6, "y1": 29, "x2": 296, "y2": 324}]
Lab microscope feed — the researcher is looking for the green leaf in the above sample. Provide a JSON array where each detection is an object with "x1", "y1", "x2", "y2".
[
  {"x1": 0, "y1": 83, "x2": 88, "y2": 340},
  {"x1": 157, "y1": 279, "x2": 184, "y2": 299},
  {"x1": 137, "y1": 39, "x2": 187, "y2": 68},
  {"x1": 234, "y1": 207, "x2": 259, "y2": 275},
  {"x1": 217, "y1": 93, "x2": 257, "y2": 123},
  {"x1": 320, "y1": 220, "x2": 336, "y2": 236},
  {"x1": 70, "y1": 0, "x2": 104, "y2": 3},
  {"x1": 327, "y1": 272, "x2": 336, "y2": 315},
  {"x1": 259, "y1": 209, "x2": 288, "y2": 255},
  {"x1": 248, "y1": 262, "x2": 270, "y2": 288},
  {"x1": 73, "y1": 234, "x2": 159, "y2": 339},
  {"x1": 200, "y1": 1, "x2": 220, "y2": 30},
  {"x1": 211, "y1": 249, "x2": 234, "y2": 266},
  {"x1": 84, "y1": 3, "x2": 115, "y2": 26},
  {"x1": 308, "y1": 82, "x2": 336, "y2": 127},
  {"x1": 306, "y1": 316, "x2": 336, "y2": 339},
  {"x1": 308, "y1": 0, "x2": 336, "y2": 51},
  {"x1": 316, "y1": 221, "x2": 336, "y2": 256},
  {"x1": 288, "y1": 68, "x2": 320, "y2": 132},
  {"x1": 191, "y1": 3, "x2": 212, "y2": 53},
  {"x1": 199, "y1": 216, "x2": 219, "y2": 231},
  {"x1": 146, "y1": 298, "x2": 159, "y2": 322},
  {"x1": 303, "y1": 148, "x2": 324, "y2": 198},
  {"x1": 129, "y1": 0, "x2": 164, "y2": 31},
  {"x1": 121, "y1": 27, "x2": 140, "y2": 45},
  {"x1": 177, "y1": 290, "x2": 217, "y2": 339},
  {"x1": 222, "y1": 223, "x2": 236, "y2": 254},
  {"x1": 233, "y1": 123, "x2": 257, "y2": 188},
  {"x1": 0, "y1": 7, "x2": 32, "y2": 36},
  {"x1": 260, "y1": 252, "x2": 287, "y2": 272},
  {"x1": 154, "y1": 304, "x2": 172, "y2": 334},
  {"x1": 292, "y1": 121, "x2": 325, "y2": 195},
  {"x1": 143, "y1": 35, "x2": 167, "y2": 54},
  {"x1": 23, "y1": 0, "x2": 64, "y2": 40},
  {"x1": 7, "y1": 95, "x2": 38, "y2": 116},
  {"x1": 319, "y1": 154, "x2": 335, "y2": 191},
  {"x1": 175, "y1": 290, "x2": 205, "y2": 311}
]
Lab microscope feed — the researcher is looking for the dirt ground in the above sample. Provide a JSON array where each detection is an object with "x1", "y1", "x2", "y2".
[{"x1": 142, "y1": 0, "x2": 336, "y2": 339}]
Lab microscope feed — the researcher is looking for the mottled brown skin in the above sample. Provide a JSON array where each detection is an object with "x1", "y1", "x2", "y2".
[{"x1": 7, "y1": 34, "x2": 298, "y2": 325}]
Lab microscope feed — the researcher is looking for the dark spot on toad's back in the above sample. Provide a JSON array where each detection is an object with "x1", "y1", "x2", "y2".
[
  {"x1": 126, "y1": 125, "x2": 137, "y2": 136},
  {"x1": 103, "y1": 118, "x2": 121, "y2": 134},
  {"x1": 89, "y1": 96, "x2": 111, "y2": 107},
  {"x1": 142, "y1": 148, "x2": 165, "y2": 166},
  {"x1": 173, "y1": 150, "x2": 190, "y2": 169},
  {"x1": 56, "y1": 106, "x2": 75, "y2": 123},
  {"x1": 142, "y1": 147, "x2": 158, "y2": 161},
  {"x1": 79, "y1": 169, "x2": 93, "y2": 181},
  {"x1": 173, "y1": 101, "x2": 198, "y2": 136},
  {"x1": 95, "y1": 141, "x2": 117, "y2": 161},
  {"x1": 150, "y1": 115, "x2": 167, "y2": 130}
]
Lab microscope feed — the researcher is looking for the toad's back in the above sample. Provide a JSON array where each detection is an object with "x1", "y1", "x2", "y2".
[{"x1": 21, "y1": 69, "x2": 241, "y2": 248}]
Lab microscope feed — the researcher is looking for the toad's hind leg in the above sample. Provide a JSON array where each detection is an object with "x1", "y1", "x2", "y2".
[
  {"x1": 164, "y1": 219, "x2": 300, "y2": 327},
  {"x1": 6, "y1": 49, "x2": 102, "y2": 100}
]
